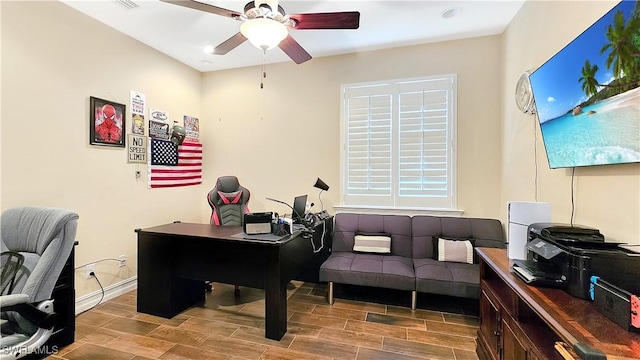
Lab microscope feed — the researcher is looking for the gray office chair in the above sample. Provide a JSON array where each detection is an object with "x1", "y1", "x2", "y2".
[{"x1": 0, "y1": 207, "x2": 79, "y2": 360}]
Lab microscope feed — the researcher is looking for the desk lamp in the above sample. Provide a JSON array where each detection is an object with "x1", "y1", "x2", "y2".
[{"x1": 313, "y1": 177, "x2": 330, "y2": 210}]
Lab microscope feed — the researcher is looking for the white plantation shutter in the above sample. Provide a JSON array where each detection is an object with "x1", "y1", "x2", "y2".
[{"x1": 341, "y1": 75, "x2": 457, "y2": 209}]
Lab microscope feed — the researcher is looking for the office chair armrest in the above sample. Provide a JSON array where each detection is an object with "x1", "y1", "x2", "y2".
[
  {"x1": 0, "y1": 293, "x2": 30, "y2": 307},
  {"x1": 0, "y1": 296, "x2": 58, "y2": 330}
]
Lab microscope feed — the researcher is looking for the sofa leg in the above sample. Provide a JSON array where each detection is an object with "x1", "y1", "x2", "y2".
[
  {"x1": 328, "y1": 282, "x2": 334, "y2": 305},
  {"x1": 411, "y1": 291, "x2": 417, "y2": 310}
]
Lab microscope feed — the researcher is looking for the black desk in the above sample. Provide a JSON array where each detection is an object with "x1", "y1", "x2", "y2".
[
  {"x1": 136, "y1": 222, "x2": 313, "y2": 340},
  {"x1": 295, "y1": 216, "x2": 333, "y2": 283}
]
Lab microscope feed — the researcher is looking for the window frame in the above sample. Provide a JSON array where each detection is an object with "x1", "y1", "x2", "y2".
[{"x1": 339, "y1": 74, "x2": 458, "y2": 212}]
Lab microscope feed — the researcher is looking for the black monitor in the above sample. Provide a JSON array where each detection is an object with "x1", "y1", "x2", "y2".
[{"x1": 292, "y1": 195, "x2": 307, "y2": 224}]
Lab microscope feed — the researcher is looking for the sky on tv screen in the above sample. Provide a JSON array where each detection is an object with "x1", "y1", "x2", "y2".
[
  {"x1": 529, "y1": 0, "x2": 640, "y2": 168},
  {"x1": 530, "y1": 1, "x2": 637, "y2": 122}
]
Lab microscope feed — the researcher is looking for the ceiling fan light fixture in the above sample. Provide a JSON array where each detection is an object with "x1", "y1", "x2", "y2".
[
  {"x1": 441, "y1": 7, "x2": 461, "y2": 19},
  {"x1": 241, "y1": 18, "x2": 288, "y2": 50},
  {"x1": 202, "y1": 45, "x2": 214, "y2": 55},
  {"x1": 254, "y1": 0, "x2": 281, "y2": 16},
  {"x1": 160, "y1": 0, "x2": 360, "y2": 65}
]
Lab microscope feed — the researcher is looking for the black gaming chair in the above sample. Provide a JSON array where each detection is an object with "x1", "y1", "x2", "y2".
[
  {"x1": 206, "y1": 176, "x2": 250, "y2": 293},
  {"x1": 207, "y1": 176, "x2": 250, "y2": 226}
]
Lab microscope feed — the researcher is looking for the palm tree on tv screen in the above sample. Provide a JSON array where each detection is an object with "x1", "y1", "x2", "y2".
[
  {"x1": 578, "y1": 60, "x2": 600, "y2": 97},
  {"x1": 579, "y1": 7, "x2": 640, "y2": 100},
  {"x1": 600, "y1": 9, "x2": 640, "y2": 81}
]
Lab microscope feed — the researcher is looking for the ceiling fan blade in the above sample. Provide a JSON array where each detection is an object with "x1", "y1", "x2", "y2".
[
  {"x1": 213, "y1": 32, "x2": 247, "y2": 55},
  {"x1": 288, "y1": 11, "x2": 360, "y2": 30},
  {"x1": 160, "y1": 0, "x2": 242, "y2": 20},
  {"x1": 279, "y1": 35, "x2": 312, "y2": 64}
]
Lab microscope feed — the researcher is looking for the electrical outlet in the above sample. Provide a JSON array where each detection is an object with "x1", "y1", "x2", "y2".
[
  {"x1": 118, "y1": 255, "x2": 126, "y2": 267},
  {"x1": 85, "y1": 263, "x2": 95, "y2": 279}
]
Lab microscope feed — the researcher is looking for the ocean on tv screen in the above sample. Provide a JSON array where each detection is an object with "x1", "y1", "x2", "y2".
[
  {"x1": 540, "y1": 87, "x2": 640, "y2": 168},
  {"x1": 530, "y1": 0, "x2": 640, "y2": 168}
]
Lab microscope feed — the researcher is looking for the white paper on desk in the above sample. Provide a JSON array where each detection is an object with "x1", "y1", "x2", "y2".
[{"x1": 282, "y1": 217, "x2": 293, "y2": 228}]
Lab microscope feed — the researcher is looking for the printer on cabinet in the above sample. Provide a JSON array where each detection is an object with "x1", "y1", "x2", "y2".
[{"x1": 512, "y1": 223, "x2": 640, "y2": 300}]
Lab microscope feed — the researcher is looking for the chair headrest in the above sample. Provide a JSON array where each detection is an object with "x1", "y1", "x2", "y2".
[
  {"x1": 216, "y1": 176, "x2": 241, "y2": 192},
  {"x1": 1, "y1": 207, "x2": 79, "y2": 255}
]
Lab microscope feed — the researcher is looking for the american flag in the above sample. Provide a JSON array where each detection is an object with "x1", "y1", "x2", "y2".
[{"x1": 148, "y1": 139, "x2": 202, "y2": 188}]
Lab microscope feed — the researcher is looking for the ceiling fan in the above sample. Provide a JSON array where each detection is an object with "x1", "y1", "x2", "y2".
[{"x1": 161, "y1": 0, "x2": 360, "y2": 64}]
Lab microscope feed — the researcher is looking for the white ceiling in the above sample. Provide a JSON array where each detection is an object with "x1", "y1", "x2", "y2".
[{"x1": 61, "y1": 0, "x2": 525, "y2": 72}]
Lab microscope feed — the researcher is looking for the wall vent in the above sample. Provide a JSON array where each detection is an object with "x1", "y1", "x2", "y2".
[{"x1": 114, "y1": 0, "x2": 139, "y2": 10}]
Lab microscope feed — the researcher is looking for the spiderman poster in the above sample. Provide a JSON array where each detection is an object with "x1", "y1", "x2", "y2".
[{"x1": 89, "y1": 96, "x2": 126, "y2": 147}]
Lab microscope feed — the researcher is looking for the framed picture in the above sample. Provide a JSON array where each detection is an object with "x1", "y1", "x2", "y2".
[{"x1": 90, "y1": 96, "x2": 126, "y2": 147}]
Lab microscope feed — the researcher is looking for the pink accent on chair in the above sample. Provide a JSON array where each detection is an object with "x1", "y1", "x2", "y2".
[
  {"x1": 210, "y1": 210, "x2": 221, "y2": 226},
  {"x1": 217, "y1": 190, "x2": 243, "y2": 205}
]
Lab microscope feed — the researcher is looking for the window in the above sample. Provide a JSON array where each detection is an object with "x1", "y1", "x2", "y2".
[{"x1": 341, "y1": 75, "x2": 457, "y2": 210}]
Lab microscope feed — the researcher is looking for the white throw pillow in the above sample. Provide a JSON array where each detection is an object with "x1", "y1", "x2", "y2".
[
  {"x1": 438, "y1": 238, "x2": 474, "y2": 264},
  {"x1": 353, "y1": 235, "x2": 391, "y2": 254}
]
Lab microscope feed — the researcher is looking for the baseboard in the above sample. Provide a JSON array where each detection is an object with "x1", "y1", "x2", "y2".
[{"x1": 75, "y1": 276, "x2": 137, "y2": 315}]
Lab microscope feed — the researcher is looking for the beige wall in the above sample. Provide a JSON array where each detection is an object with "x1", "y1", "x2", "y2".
[
  {"x1": 501, "y1": 0, "x2": 640, "y2": 244},
  {"x1": 201, "y1": 36, "x2": 504, "y2": 219},
  {"x1": 0, "y1": 0, "x2": 3, "y2": 211},
  {"x1": 1, "y1": 1, "x2": 204, "y2": 297},
  {"x1": 2, "y1": 0, "x2": 638, "y2": 303}
]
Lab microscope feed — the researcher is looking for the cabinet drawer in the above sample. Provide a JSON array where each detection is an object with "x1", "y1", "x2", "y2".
[{"x1": 481, "y1": 278, "x2": 518, "y2": 318}]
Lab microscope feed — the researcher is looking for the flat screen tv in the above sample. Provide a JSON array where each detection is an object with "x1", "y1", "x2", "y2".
[{"x1": 529, "y1": 0, "x2": 640, "y2": 169}]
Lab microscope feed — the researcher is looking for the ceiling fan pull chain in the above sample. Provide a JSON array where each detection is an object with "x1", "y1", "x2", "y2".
[
  {"x1": 263, "y1": 51, "x2": 267, "y2": 79},
  {"x1": 260, "y1": 50, "x2": 267, "y2": 89}
]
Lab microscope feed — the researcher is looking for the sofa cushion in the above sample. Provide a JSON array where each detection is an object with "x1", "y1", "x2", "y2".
[
  {"x1": 414, "y1": 258, "x2": 480, "y2": 298},
  {"x1": 333, "y1": 213, "x2": 412, "y2": 257},
  {"x1": 412, "y1": 216, "x2": 505, "y2": 259},
  {"x1": 319, "y1": 251, "x2": 415, "y2": 291},
  {"x1": 353, "y1": 235, "x2": 391, "y2": 254}
]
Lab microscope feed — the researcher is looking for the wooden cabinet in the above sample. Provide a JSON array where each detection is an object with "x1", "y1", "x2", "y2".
[
  {"x1": 479, "y1": 288, "x2": 535, "y2": 360},
  {"x1": 501, "y1": 319, "x2": 527, "y2": 360},
  {"x1": 476, "y1": 248, "x2": 640, "y2": 360},
  {"x1": 479, "y1": 290, "x2": 500, "y2": 359}
]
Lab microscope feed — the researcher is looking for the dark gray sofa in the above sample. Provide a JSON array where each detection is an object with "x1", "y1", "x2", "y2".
[{"x1": 319, "y1": 213, "x2": 505, "y2": 309}]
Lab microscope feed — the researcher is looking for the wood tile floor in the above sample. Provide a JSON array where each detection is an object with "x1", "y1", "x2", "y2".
[{"x1": 48, "y1": 282, "x2": 480, "y2": 360}]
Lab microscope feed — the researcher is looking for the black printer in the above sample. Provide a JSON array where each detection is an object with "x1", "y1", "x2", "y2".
[{"x1": 514, "y1": 223, "x2": 640, "y2": 300}]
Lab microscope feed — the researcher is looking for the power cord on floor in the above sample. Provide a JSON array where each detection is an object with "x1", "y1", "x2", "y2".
[{"x1": 75, "y1": 271, "x2": 105, "y2": 317}]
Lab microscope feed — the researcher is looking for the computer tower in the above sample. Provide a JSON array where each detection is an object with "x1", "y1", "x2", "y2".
[{"x1": 507, "y1": 201, "x2": 551, "y2": 260}]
